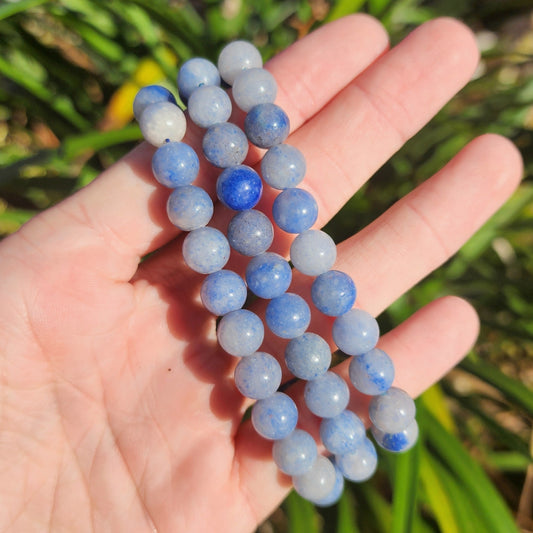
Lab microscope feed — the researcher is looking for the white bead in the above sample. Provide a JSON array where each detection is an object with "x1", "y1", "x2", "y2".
[
  {"x1": 218, "y1": 40, "x2": 263, "y2": 86},
  {"x1": 139, "y1": 102, "x2": 187, "y2": 147},
  {"x1": 232, "y1": 68, "x2": 277, "y2": 112}
]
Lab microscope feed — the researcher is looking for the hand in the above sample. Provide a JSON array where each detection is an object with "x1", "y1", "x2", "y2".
[{"x1": 0, "y1": 15, "x2": 522, "y2": 533}]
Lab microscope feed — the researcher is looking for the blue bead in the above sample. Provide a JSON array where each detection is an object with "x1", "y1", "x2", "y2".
[
  {"x1": 251, "y1": 392, "x2": 298, "y2": 440},
  {"x1": 234, "y1": 351, "x2": 281, "y2": 400},
  {"x1": 304, "y1": 372, "x2": 349, "y2": 418},
  {"x1": 177, "y1": 57, "x2": 220, "y2": 102},
  {"x1": 290, "y1": 230, "x2": 337, "y2": 276},
  {"x1": 293, "y1": 456, "x2": 336, "y2": 502},
  {"x1": 332, "y1": 309, "x2": 380, "y2": 356},
  {"x1": 217, "y1": 309, "x2": 264, "y2": 357},
  {"x1": 139, "y1": 102, "x2": 186, "y2": 146},
  {"x1": 133, "y1": 85, "x2": 177, "y2": 120},
  {"x1": 272, "y1": 429, "x2": 317, "y2": 476},
  {"x1": 371, "y1": 419, "x2": 419, "y2": 453},
  {"x1": 182, "y1": 227, "x2": 230, "y2": 274},
  {"x1": 166, "y1": 185, "x2": 213, "y2": 231},
  {"x1": 188, "y1": 85, "x2": 232, "y2": 128},
  {"x1": 232, "y1": 68, "x2": 277, "y2": 112},
  {"x1": 216, "y1": 165, "x2": 263, "y2": 211},
  {"x1": 336, "y1": 438, "x2": 377, "y2": 482},
  {"x1": 349, "y1": 348, "x2": 394, "y2": 395},
  {"x1": 261, "y1": 144, "x2": 306, "y2": 190},
  {"x1": 217, "y1": 40, "x2": 263, "y2": 86},
  {"x1": 152, "y1": 142, "x2": 200, "y2": 188},
  {"x1": 272, "y1": 188, "x2": 318, "y2": 234},
  {"x1": 265, "y1": 293, "x2": 310, "y2": 339},
  {"x1": 203, "y1": 123, "x2": 249, "y2": 168},
  {"x1": 311, "y1": 270, "x2": 356, "y2": 317},
  {"x1": 244, "y1": 103, "x2": 290, "y2": 148},
  {"x1": 320, "y1": 410, "x2": 365, "y2": 455},
  {"x1": 368, "y1": 387, "x2": 416, "y2": 433},
  {"x1": 227, "y1": 210, "x2": 273, "y2": 256},
  {"x1": 313, "y1": 460, "x2": 344, "y2": 507},
  {"x1": 285, "y1": 333, "x2": 331, "y2": 380},
  {"x1": 245, "y1": 252, "x2": 292, "y2": 299},
  {"x1": 200, "y1": 269, "x2": 247, "y2": 316}
]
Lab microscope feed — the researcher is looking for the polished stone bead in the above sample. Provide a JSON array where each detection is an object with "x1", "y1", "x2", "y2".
[
  {"x1": 304, "y1": 371, "x2": 349, "y2": 418},
  {"x1": 152, "y1": 142, "x2": 200, "y2": 188},
  {"x1": 166, "y1": 185, "x2": 213, "y2": 231},
  {"x1": 261, "y1": 144, "x2": 306, "y2": 190},
  {"x1": 200, "y1": 269, "x2": 247, "y2": 316},
  {"x1": 349, "y1": 348, "x2": 394, "y2": 395},
  {"x1": 251, "y1": 392, "x2": 298, "y2": 440},
  {"x1": 272, "y1": 429, "x2": 317, "y2": 476},
  {"x1": 336, "y1": 438, "x2": 378, "y2": 482},
  {"x1": 133, "y1": 85, "x2": 177, "y2": 120},
  {"x1": 217, "y1": 309, "x2": 264, "y2": 357},
  {"x1": 217, "y1": 40, "x2": 263, "y2": 86},
  {"x1": 177, "y1": 57, "x2": 220, "y2": 102},
  {"x1": 244, "y1": 103, "x2": 290, "y2": 148},
  {"x1": 320, "y1": 410, "x2": 366, "y2": 455},
  {"x1": 139, "y1": 102, "x2": 186, "y2": 146},
  {"x1": 369, "y1": 387, "x2": 416, "y2": 433},
  {"x1": 188, "y1": 85, "x2": 232, "y2": 128},
  {"x1": 232, "y1": 68, "x2": 277, "y2": 112},
  {"x1": 313, "y1": 460, "x2": 344, "y2": 507},
  {"x1": 290, "y1": 230, "x2": 337, "y2": 276},
  {"x1": 227, "y1": 209, "x2": 273, "y2": 256},
  {"x1": 266, "y1": 293, "x2": 310, "y2": 339},
  {"x1": 234, "y1": 351, "x2": 282, "y2": 400},
  {"x1": 202, "y1": 122, "x2": 248, "y2": 168},
  {"x1": 311, "y1": 270, "x2": 356, "y2": 317},
  {"x1": 293, "y1": 456, "x2": 336, "y2": 502},
  {"x1": 332, "y1": 309, "x2": 380, "y2": 356},
  {"x1": 216, "y1": 165, "x2": 262, "y2": 211},
  {"x1": 245, "y1": 252, "x2": 292, "y2": 299},
  {"x1": 272, "y1": 188, "x2": 318, "y2": 234},
  {"x1": 182, "y1": 227, "x2": 230, "y2": 274},
  {"x1": 371, "y1": 419, "x2": 419, "y2": 453},
  {"x1": 284, "y1": 333, "x2": 331, "y2": 381}
]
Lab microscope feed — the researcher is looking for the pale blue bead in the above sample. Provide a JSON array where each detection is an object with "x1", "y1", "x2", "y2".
[
  {"x1": 200, "y1": 269, "x2": 247, "y2": 316},
  {"x1": 290, "y1": 230, "x2": 337, "y2": 276},
  {"x1": 139, "y1": 102, "x2": 186, "y2": 146},
  {"x1": 336, "y1": 438, "x2": 377, "y2": 482},
  {"x1": 265, "y1": 293, "x2": 310, "y2": 339},
  {"x1": 244, "y1": 103, "x2": 290, "y2": 148},
  {"x1": 203, "y1": 122, "x2": 248, "y2": 168},
  {"x1": 292, "y1": 456, "x2": 336, "y2": 502},
  {"x1": 272, "y1": 188, "x2": 318, "y2": 234},
  {"x1": 232, "y1": 68, "x2": 277, "y2": 112},
  {"x1": 320, "y1": 410, "x2": 366, "y2": 455},
  {"x1": 166, "y1": 185, "x2": 213, "y2": 231},
  {"x1": 261, "y1": 144, "x2": 306, "y2": 190},
  {"x1": 371, "y1": 419, "x2": 419, "y2": 453},
  {"x1": 217, "y1": 309, "x2": 264, "y2": 357},
  {"x1": 234, "y1": 352, "x2": 282, "y2": 400},
  {"x1": 182, "y1": 227, "x2": 230, "y2": 274},
  {"x1": 349, "y1": 348, "x2": 394, "y2": 395},
  {"x1": 217, "y1": 40, "x2": 263, "y2": 86},
  {"x1": 332, "y1": 308, "x2": 379, "y2": 356},
  {"x1": 369, "y1": 387, "x2": 416, "y2": 433},
  {"x1": 152, "y1": 142, "x2": 200, "y2": 188},
  {"x1": 311, "y1": 270, "x2": 356, "y2": 317},
  {"x1": 313, "y1": 460, "x2": 344, "y2": 507},
  {"x1": 251, "y1": 392, "x2": 298, "y2": 440},
  {"x1": 133, "y1": 85, "x2": 176, "y2": 120},
  {"x1": 272, "y1": 429, "x2": 317, "y2": 476},
  {"x1": 304, "y1": 372, "x2": 349, "y2": 418},
  {"x1": 188, "y1": 85, "x2": 232, "y2": 128},
  {"x1": 227, "y1": 210, "x2": 273, "y2": 256},
  {"x1": 177, "y1": 57, "x2": 220, "y2": 102},
  {"x1": 285, "y1": 333, "x2": 331, "y2": 381},
  {"x1": 245, "y1": 252, "x2": 292, "y2": 299},
  {"x1": 216, "y1": 165, "x2": 262, "y2": 211}
]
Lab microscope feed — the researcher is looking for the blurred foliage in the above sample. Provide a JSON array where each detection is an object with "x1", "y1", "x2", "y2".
[{"x1": 0, "y1": 0, "x2": 532, "y2": 532}]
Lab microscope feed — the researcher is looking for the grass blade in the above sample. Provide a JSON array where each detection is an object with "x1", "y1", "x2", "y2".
[
  {"x1": 391, "y1": 443, "x2": 420, "y2": 533},
  {"x1": 283, "y1": 491, "x2": 320, "y2": 533},
  {"x1": 0, "y1": 0, "x2": 48, "y2": 21}
]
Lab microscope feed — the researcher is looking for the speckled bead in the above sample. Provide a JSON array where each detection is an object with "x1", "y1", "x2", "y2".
[
  {"x1": 369, "y1": 387, "x2": 416, "y2": 434},
  {"x1": 133, "y1": 85, "x2": 177, "y2": 120},
  {"x1": 227, "y1": 209, "x2": 274, "y2": 256},
  {"x1": 234, "y1": 351, "x2": 282, "y2": 400},
  {"x1": 349, "y1": 348, "x2": 394, "y2": 395},
  {"x1": 261, "y1": 144, "x2": 306, "y2": 190},
  {"x1": 371, "y1": 419, "x2": 419, "y2": 453},
  {"x1": 320, "y1": 410, "x2": 366, "y2": 455},
  {"x1": 216, "y1": 165, "x2": 263, "y2": 211},
  {"x1": 188, "y1": 85, "x2": 232, "y2": 128},
  {"x1": 292, "y1": 456, "x2": 336, "y2": 502},
  {"x1": 272, "y1": 429, "x2": 317, "y2": 476},
  {"x1": 251, "y1": 392, "x2": 298, "y2": 440},
  {"x1": 182, "y1": 226, "x2": 230, "y2": 274},
  {"x1": 265, "y1": 293, "x2": 311, "y2": 339},
  {"x1": 284, "y1": 333, "x2": 331, "y2": 381},
  {"x1": 166, "y1": 185, "x2": 213, "y2": 231},
  {"x1": 336, "y1": 438, "x2": 378, "y2": 482},
  {"x1": 290, "y1": 230, "x2": 337, "y2": 276},
  {"x1": 152, "y1": 142, "x2": 200, "y2": 188},
  {"x1": 200, "y1": 269, "x2": 247, "y2": 316},
  {"x1": 217, "y1": 309, "x2": 264, "y2": 357},
  {"x1": 313, "y1": 460, "x2": 344, "y2": 507},
  {"x1": 217, "y1": 40, "x2": 263, "y2": 86},
  {"x1": 304, "y1": 371, "x2": 350, "y2": 419},
  {"x1": 202, "y1": 122, "x2": 249, "y2": 168},
  {"x1": 177, "y1": 57, "x2": 220, "y2": 102},
  {"x1": 245, "y1": 252, "x2": 292, "y2": 299},
  {"x1": 232, "y1": 68, "x2": 277, "y2": 112},
  {"x1": 311, "y1": 270, "x2": 356, "y2": 317},
  {"x1": 332, "y1": 308, "x2": 380, "y2": 356},
  {"x1": 139, "y1": 102, "x2": 187, "y2": 146},
  {"x1": 244, "y1": 103, "x2": 290, "y2": 148},
  {"x1": 272, "y1": 188, "x2": 318, "y2": 234}
]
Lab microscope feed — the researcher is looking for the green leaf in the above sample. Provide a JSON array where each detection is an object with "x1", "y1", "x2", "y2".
[
  {"x1": 336, "y1": 488, "x2": 359, "y2": 533},
  {"x1": 284, "y1": 491, "x2": 320, "y2": 533},
  {"x1": 0, "y1": 0, "x2": 48, "y2": 21},
  {"x1": 325, "y1": 0, "x2": 365, "y2": 22},
  {"x1": 391, "y1": 443, "x2": 420, "y2": 533}
]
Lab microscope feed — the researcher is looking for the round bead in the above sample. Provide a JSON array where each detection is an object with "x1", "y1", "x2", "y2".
[
  {"x1": 200, "y1": 269, "x2": 247, "y2": 316},
  {"x1": 293, "y1": 456, "x2": 336, "y2": 502},
  {"x1": 285, "y1": 333, "x2": 331, "y2": 381},
  {"x1": 369, "y1": 387, "x2": 416, "y2": 433},
  {"x1": 234, "y1": 352, "x2": 282, "y2": 400},
  {"x1": 188, "y1": 85, "x2": 232, "y2": 128},
  {"x1": 139, "y1": 102, "x2": 187, "y2": 146},
  {"x1": 182, "y1": 227, "x2": 230, "y2": 274},
  {"x1": 217, "y1": 40, "x2": 263, "y2": 86},
  {"x1": 203, "y1": 122, "x2": 248, "y2": 168},
  {"x1": 245, "y1": 252, "x2": 292, "y2": 299},
  {"x1": 336, "y1": 438, "x2": 378, "y2": 482},
  {"x1": 311, "y1": 270, "x2": 356, "y2": 317},
  {"x1": 332, "y1": 309, "x2": 380, "y2": 356},
  {"x1": 349, "y1": 348, "x2": 395, "y2": 395},
  {"x1": 133, "y1": 85, "x2": 177, "y2": 120},
  {"x1": 320, "y1": 410, "x2": 366, "y2": 455},
  {"x1": 217, "y1": 309, "x2": 264, "y2": 357},
  {"x1": 272, "y1": 429, "x2": 317, "y2": 476},
  {"x1": 227, "y1": 210, "x2": 273, "y2": 256},
  {"x1": 261, "y1": 144, "x2": 306, "y2": 190},
  {"x1": 251, "y1": 392, "x2": 298, "y2": 440},
  {"x1": 152, "y1": 142, "x2": 200, "y2": 188},
  {"x1": 313, "y1": 460, "x2": 344, "y2": 507},
  {"x1": 371, "y1": 419, "x2": 419, "y2": 453},
  {"x1": 244, "y1": 103, "x2": 290, "y2": 148},
  {"x1": 265, "y1": 293, "x2": 310, "y2": 339},
  {"x1": 290, "y1": 230, "x2": 337, "y2": 276},
  {"x1": 166, "y1": 185, "x2": 213, "y2": 231},
  {"x1": 304, "y1": 371, "x2": 350, "y2": 418},
  {"x1": 232, "y1": 68, "x2": 277, "y2": 112},
  {"x1": 272, "y1": 188, "x2": 318, "y2": 234},
  {"x1": 216, "y1": 165, "x2": 263, "y2": 211},
  {"x1": 177, "y1": 57, "x2": 220, "y2": 102}
]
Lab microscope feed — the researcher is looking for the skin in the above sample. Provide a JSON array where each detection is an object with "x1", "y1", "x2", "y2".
[{"x1": 0, "y1": 14, "x2": 523, "y2": 533}]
